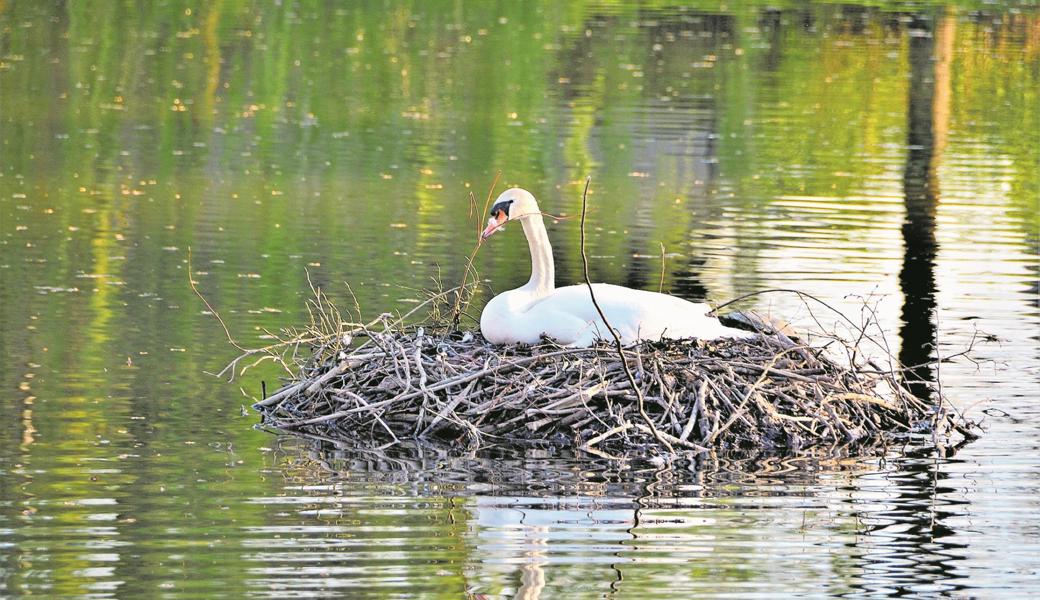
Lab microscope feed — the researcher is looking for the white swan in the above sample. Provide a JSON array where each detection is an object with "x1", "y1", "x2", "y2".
[{"x1": 478, "y1": 188, "x2": 753, "y2": 347}]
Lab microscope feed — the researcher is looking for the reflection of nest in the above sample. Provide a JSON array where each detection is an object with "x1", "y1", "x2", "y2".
[
  {"x1": 275, "y1": 433, "x2": 879, "y2": 490},
  {"x1": 251, "y1": 303, "x2": 977, "y2": 457}
]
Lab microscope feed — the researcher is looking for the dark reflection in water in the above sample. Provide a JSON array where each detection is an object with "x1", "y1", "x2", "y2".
[
  {"x1": 854, "y1": 449, "x2": 971, "y2": 597},
  {"x1": 264, "y1": 438, "x2": 975, "y2": 598},
  {"x1": 899, "y1": 11, "x2": 946, "y2": 400}
]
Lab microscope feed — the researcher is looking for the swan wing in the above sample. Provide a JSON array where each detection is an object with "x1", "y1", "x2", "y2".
[{"x1": 529, "y1": 284, "x2": 748, "y2": 344}]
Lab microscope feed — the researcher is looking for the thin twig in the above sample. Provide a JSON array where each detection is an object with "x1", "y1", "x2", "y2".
[
  {"x1": 658, "y1": 241, "x2": 666, "y2": 294},
  {"x1": 450, "y1": 171, "x2": 501, "y2": 330},
  {"x1": 578, "y1": 177, "x2": 674, "y2": 453},
  {"x1": 188, "y1": 247, "x2": 246, "y2": 352}
]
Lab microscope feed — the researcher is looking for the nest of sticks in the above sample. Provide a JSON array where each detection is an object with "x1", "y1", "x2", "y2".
[{"x1": 246, "y1": 292, "x2": 977, "y2": 457}]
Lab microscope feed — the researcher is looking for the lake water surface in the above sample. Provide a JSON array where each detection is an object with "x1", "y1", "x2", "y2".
[{"x1": 1, "y1": 1, "x2": 1038, "y2": 597}]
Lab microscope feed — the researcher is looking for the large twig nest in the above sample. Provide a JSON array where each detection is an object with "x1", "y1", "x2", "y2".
[{"x1": 251, "y1": 311, "x2": 976, "y2": 457}]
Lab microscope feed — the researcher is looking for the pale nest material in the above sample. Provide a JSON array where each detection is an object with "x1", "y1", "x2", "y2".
[{"x1": 251, "y1": 311, "x2": 976, "y2": 456}]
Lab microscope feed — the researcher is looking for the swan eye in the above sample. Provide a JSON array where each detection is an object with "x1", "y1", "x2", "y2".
[{"x1": 489, "y1": 199, "x2": 513, "y2": 220}]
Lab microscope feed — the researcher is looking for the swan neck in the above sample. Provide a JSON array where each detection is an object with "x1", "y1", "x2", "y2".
[{"x1": 521, "y1": 214, "x2": 554, "y2": 295}]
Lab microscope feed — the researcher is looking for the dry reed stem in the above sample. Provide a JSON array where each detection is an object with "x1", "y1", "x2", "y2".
[{"x1": 449, "y1": 172, "x2": 501, "y2": 330}]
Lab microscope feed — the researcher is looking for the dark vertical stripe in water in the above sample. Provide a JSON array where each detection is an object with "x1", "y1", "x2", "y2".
[
  {"x1": 867, "y1": 22, "x2": 968, "y2": 594},
  {"x1": 899, "y1": 14, "x2": 940, "y2": 401}
]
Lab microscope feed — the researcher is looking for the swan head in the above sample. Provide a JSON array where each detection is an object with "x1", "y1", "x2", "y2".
[{"x1": 481, "y1": 188, "x2": 539, "y2": 240}]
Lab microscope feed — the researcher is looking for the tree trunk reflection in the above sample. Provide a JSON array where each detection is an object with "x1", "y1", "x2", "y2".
[{"x1": 899, "y1": 10, "x2": 955, "y2": 400}]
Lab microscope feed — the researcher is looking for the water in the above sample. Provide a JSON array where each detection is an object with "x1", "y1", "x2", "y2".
[{"x1": 1, "y1": 1, "x2": 1037, "y2": 597}]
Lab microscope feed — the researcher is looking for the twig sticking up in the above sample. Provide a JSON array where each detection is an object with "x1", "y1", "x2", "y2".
[
  {"x1": 710, "y1": 286, "x2": 979, "y2": 438},
  {"x1": 578, "y1": 177, "x2": 675, "y2": 454},
  {"x1": 450, "y1": 171, "x2": 502, "y2": 331},
  {"x1": 188, "y1": 247, "x2": 246, "y2": 353},
  {"x1": 658, "y1": 242, "x2": 667, "y2": 294}
]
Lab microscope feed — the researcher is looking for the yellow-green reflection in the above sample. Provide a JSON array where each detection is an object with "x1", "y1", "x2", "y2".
[{"x1": 0, "y1": 2, "x2": 1037, "y2": 598}]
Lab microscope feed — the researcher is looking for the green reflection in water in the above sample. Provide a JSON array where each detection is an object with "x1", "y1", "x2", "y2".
[{"x1": 0, "y1": 1, "x2": 1037, "y2": 597}]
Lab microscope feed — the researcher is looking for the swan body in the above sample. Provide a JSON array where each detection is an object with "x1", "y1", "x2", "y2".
[{"x1": 478, "y1": 188, "x2": 753, "y2": 347}]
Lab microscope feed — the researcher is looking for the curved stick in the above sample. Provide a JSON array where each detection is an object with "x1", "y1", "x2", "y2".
[{"x1": 578, "y1": 177, "x2": 674, "y2": 454}]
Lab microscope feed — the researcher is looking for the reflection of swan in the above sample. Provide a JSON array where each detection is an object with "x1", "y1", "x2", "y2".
[{"x1": 479, "y1": 188, "x2": 754, "y2": 346}]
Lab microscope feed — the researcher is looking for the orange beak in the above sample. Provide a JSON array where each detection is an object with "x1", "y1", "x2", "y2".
[{"x1": 481, "y1": 212, "x2": 507, "y2": 241}]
